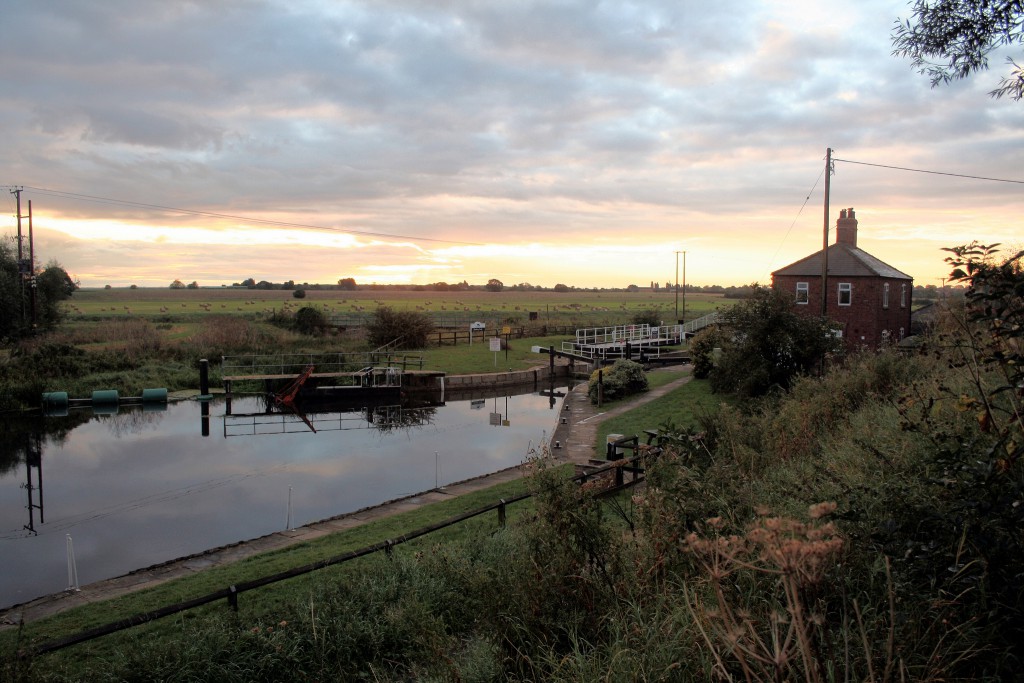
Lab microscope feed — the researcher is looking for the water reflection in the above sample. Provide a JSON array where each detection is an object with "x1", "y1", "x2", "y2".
[{"x1": 0, "y1": 381, "x2": 571, "y2": 608}]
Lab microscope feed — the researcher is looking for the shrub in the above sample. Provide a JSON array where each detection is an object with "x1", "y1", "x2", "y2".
[
  {"x1": 294, "y1": 306, "x2": 327, "y2": 335},
  {"x1": 588, "y1": 359, "x2": 648, "y2": 403},
  {"x1": 631, "y1": 308, "x2": 662, "y2": 327},
  {"x1": 689, "y1": 326, "x2": 722, "y2": 379},
  {"x1": 366, "y1": 306, "x2": 434, "y2": 349},
  {"x1": 710, "y1": 284, "x2": 839, "y2": 398},
  {"x1": 292, "y1": 289, "x2": 306, "y2": 299}
]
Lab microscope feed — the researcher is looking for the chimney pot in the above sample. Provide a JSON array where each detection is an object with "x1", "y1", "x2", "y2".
[{"x1": 836, "y1": 206, "x2": 858, "y2": 247}]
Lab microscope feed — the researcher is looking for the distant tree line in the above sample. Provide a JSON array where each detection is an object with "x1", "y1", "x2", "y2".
[{"x1": 219, "y1": 277, "x2": 772, "y2": 296}]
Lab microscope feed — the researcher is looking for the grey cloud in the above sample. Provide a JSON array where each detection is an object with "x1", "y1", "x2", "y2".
[{"x1": 2, "y1": 0, "x2": 1022, "y2": 256}]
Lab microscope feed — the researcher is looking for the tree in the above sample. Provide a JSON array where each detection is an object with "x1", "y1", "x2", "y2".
[
  {"x1": 553, "y1": 283, "x2": 570, "y2": 292},
  {"x1": 710, "y1": 284, "x2": 840, "y2": 398},
  {"x1": 187, "y1": 281, "x2": 199, "y2": 289},
  {"x1": 893, "y1": 0, "x2": 1024, "y2": 100},
  {"x1": 485, "y1": 278, "x2": 503, "y2": 292},
  {"x1": 169, "y1": 279, "x2": 185, "y2": 289},
  {"x1": 337, "y1": 277, "x2": 357, "y2": 291},
  {"x1": 0, "y1": 242, "x2": 76, "y2": 339}
]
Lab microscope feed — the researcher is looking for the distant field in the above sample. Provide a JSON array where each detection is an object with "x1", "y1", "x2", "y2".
[{"x1": 65, "y1": 287, "x2": 729, "y2": 324}]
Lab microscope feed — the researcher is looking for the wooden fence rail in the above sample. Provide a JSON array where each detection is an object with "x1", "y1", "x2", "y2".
[{"x1": 24, "y1": 451, "x2": 655, "y2": 658}]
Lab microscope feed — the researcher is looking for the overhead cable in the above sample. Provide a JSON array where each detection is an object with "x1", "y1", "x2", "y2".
[{"x1": 833, "y1": 158, "x2": 1024, "y2": 185}]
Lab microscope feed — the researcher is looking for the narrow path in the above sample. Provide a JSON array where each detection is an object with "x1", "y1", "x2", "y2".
[{"x1": 1, "y1": 368, "x2": 691, "y2": 627}]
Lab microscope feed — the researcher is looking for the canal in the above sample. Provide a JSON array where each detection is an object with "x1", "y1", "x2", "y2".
[{"x1": 0, "y1": 383, "x2": 569, "y2": 609}]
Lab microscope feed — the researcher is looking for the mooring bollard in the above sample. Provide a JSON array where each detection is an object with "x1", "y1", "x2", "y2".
[
  {"x1": 199, "y1": 358, "x2": 211, "y2": 398},
  {"x1": 65, "y1": 534, "x2": 80, "y2": 592}
]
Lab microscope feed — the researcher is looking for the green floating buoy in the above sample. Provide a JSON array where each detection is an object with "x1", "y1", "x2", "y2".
[
  {"x1": 91, "y1": 389, "x2": 120, "y2": 415},
  {"x1": 42, "y1": 392, "x2": 69, "y2": 417},
  {"x1": 141, "y1": 388, "x2": 168, "y2": 403}
]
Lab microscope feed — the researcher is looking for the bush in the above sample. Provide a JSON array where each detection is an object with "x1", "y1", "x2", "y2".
[
  {"x1": 588, "y1": 359, "x2": 648, "y2": 403},
  {"x1": 294, "y1": 306, "x2": 326, "y2": 335},
  {"x1": 688, "y1": 326, "x2": 722, "y2": 379},
  {"x1": 631, "y1": 308, "x2": 662, "y2": 327},
  {"x1": 366, "y1": 306, "x2": 434, "y2": 349},
  {"x1": 710, "y1": 284, "x2": 839, "y2": 398},
  {"x1": 292, "y1": 289, "x2": 306, "y2": 299}
]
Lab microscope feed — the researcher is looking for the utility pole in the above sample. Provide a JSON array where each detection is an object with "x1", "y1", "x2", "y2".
[
  {"x1": 674, "y1": 250, "x2": 686, "y2": 323},
  {"x1": 11, "y1": 187, "x2": 29, "y2": 326},
  {"x1": 681, "y1": 250, "x2": 686, "y2": 325},
  {"x1": 674, "y1": 251, "x2": 680, "y2": 322},
  {"x1": 28, "y1": 200, "x2": 37, "y2": 329},
  {"x1": 820, "y1": 148, "x2": 832, "y2": 318}
]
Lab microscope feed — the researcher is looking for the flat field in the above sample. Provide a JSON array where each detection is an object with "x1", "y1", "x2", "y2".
[{"x1": 65, "y1": 287, "x2": 728, "y2": 325}]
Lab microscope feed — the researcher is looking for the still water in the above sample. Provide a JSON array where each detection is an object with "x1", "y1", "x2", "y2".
[{"x1": 0, "y1": 386, "x2": 568, "y2": 608}]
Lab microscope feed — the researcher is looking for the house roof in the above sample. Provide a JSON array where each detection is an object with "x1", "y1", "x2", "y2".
[{"x1": 772, "y1": 243, "x2": 912, "y2": 280}]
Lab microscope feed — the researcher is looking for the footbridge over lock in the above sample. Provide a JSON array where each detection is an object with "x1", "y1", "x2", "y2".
[{"x1": 532, "y1": 312, "x2": 721, "y2": 367}]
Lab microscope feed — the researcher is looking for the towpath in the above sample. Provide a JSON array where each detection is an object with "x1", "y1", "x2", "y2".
[{"x1": 1, "y1": 367, "x2": 690, "y2": 627}]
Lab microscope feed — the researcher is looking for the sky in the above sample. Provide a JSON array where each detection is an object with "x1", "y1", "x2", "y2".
[{"x1": 1, "y1": 0, "x2": 1022, "y2": 289}]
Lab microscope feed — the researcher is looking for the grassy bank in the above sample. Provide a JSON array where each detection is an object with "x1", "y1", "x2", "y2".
[
  {"x1": 2, "y1": 369, "x2": 703, "y2": 679},
  {"x1": 2, "y1": 474, "x2": 539, "y2": 671}
]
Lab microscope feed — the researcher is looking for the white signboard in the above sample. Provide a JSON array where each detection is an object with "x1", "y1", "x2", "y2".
[{"x1": 489, "y1": 337, "x2": 502, "y2": 352}]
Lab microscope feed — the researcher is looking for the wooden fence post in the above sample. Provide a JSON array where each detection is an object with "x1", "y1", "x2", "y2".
[
  {"x1": 228, "y1": 585, "x2": 238, "y2": 612},
  {"x1": 498, "y1": 499, "x2": 506, "y2": 528}
]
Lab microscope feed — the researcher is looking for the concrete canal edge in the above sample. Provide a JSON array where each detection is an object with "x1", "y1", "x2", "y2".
[{"x1": 0, "y1": 365, "x2": 691, "y2": 628}]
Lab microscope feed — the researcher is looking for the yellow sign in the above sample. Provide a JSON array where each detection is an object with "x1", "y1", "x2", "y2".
[{"x1": 501, "y1": 325, "x2": 511, "y2": 335}]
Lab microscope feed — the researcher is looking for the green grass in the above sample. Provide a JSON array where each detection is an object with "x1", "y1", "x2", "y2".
[
  {"x1": 3, "y1": 474, "x2": 544, "y2": 665},
  {"x1": 418, "y1": 334, "x2": 576, "y2": 373},
  {"x1": 597, "y1": 377, "x2": 724, "y2": 448}
]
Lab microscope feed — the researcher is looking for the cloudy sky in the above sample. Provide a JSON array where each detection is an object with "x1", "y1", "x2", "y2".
[{"x1": 2, "y1": 0, "x2": 1021, "y2": 289}]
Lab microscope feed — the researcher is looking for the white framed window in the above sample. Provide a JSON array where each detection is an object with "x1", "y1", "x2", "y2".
[
  {"x1": 900, "y1": 284, "x2": 907, "y2": 308},
  {"x1": 883, "y1": 283, "x2": 890, "y2": 309},
  {"x1": 795, "y1": 282, "x2": 809, "y2": 304},
  {"x1": 838, "y1": 282, "x2": 852, "y2": 306}
]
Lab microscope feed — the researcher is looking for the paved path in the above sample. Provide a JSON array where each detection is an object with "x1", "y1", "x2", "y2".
[{"x1": 1, "y1": 368, "x2": 690, "y2": 627}]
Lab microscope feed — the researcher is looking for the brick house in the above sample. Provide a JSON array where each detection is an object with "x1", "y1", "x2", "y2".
[{"x1": 771, "y1": 208, "x2": 913, "y2": 349}]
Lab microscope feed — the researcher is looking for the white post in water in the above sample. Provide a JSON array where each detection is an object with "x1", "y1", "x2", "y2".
[
  {"x1": 286, "y1": 486, "x2": 293, "y2": 530},
  {"x1": 435, "y1": 451, "x2": 440, "y2": 489},
  {"x1": 65, "y1": 534, "x2": 80, "y2": 592}
]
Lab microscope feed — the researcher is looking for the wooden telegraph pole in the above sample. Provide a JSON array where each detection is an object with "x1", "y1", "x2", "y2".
[{"x1": 820, "y1": 148, "x2": 832, "y2": 318}]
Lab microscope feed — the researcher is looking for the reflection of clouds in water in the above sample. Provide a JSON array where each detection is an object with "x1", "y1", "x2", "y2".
[
  {"x1": 0, "y1": 387, "x2": 569, "y2": 606},
  {"x1": 0, "y1": 461, "x2": 292, "y2": 541}
]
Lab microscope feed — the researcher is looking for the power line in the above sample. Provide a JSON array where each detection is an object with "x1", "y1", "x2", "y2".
[
  {"x1": 833, "y1": 158, "x2": 1024, "y2": 185},
  {"x1": 767, "y1": 166, "x2": 826, "y2": 273},
  {"x1": 14, "y1": 185, "x2": 484, "y2": 246}
]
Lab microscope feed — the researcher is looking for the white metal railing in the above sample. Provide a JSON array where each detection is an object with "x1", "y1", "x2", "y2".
[
  {"x1": 560, "y1": 340, "x2": 663, "y2": 361},
  {"x1": 682, "y1": 311, "x2": 721, "y2": 335}
]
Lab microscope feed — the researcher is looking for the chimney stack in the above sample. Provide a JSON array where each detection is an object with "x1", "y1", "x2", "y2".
[{"x1": 836, "y1": 207, "x2": 857, "y2": 247}]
